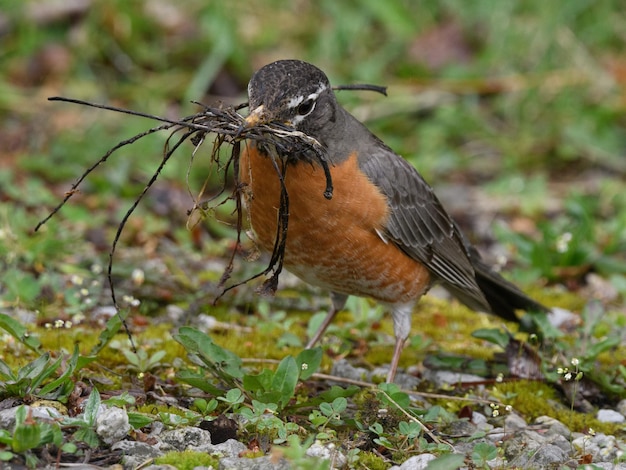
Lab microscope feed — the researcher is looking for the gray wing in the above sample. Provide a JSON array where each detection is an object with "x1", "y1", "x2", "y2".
[{"x1": 357, "y1": 140, "x2": 493, "y2": 314}]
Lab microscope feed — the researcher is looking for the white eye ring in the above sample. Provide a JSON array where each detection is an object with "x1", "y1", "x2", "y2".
[{"x1": 297, "y1": 98, "x2": 316, "y2": 116}]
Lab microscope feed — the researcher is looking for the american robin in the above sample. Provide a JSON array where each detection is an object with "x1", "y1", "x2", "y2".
[{"x1": 239, "y1": 59, "x2": 548, "y2": 382}]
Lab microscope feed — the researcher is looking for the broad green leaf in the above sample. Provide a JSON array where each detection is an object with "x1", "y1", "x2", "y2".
[
  {"x1": 128, "y1": 412, "x2": 154, "y2": 429},
  {"x1": 176, "y1": 370, "x2": 223, "y2": 395},
  {"x1": 296, "y1": 348, "x2": 322, "y2": 380},
  {"x1": 471, "y1": 328, "x2": 510, "y2": 349},
  {"x1": 18, "y1": 354, "x2": 50, "y2": 381},
  {"x1": 243, "y1": 369, "x2": 274, "y2": 394},
  {"x1": 12, "y1": 406, "x2": 41, "y2": 453},
  {"x1": 271, "y1": 356, "x2": 299, "y2": 409},
  {"x1": 82, "y1": 388, "x2": 101, "y2": 426},
  {"x1": 0, "y1": 313, "x2": 41, "y2": 352}
]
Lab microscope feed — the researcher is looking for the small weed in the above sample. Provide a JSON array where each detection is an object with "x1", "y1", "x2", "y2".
[
  {"x1": 0, "y1": 405, "x2": 76, "y2": 468},
  {"x1": 0, "y1": 346, "x2": 84, "y2": 402},
  {"x1": 309, "y1": 397, "x2": 348, "y2": 440},
  {"x1": 495, "y1": 192, "x2": 626, "y2": 285},
  {"x1": 60, "y1": 388, "x2": 101, "y2": 448}
]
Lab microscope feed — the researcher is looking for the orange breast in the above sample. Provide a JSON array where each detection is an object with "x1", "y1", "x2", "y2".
[{"x1": 239, "y1": 142, "x2": 430, "y2": 304}]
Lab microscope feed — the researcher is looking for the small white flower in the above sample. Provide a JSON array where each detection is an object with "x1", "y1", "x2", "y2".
[
  {"x1": 91, "y1": 264, "x2": 103, "y2": 274},
  {"x1": 131, "y1": 268, "x2": 145, "y2": 286},
  {"x1": 556, "y1": 232, "x2": 572, "y2": 253}
]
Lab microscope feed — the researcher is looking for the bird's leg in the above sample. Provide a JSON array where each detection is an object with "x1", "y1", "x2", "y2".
[
  {"x1": 305, "y1": 292, "x2": 348, "y2": 348},
  {"x1": 387, "y1": 336, "x2": 407, "y2": 383},
  {"x1": 387, "y1": 302, "x2": 415, "y2": 383}
]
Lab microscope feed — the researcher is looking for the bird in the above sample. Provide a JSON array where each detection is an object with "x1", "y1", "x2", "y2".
[{"x1": 238, "y1": 59, "x2": 548, "y2": 382}]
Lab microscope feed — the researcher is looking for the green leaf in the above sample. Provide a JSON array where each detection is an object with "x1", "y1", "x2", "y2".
[
  {"x1": 378, "y1": 383, "x2": 410, "y2": 409},
  {"x1": 174, "y1": 327, "x2": 243, "y2": 380},
  {"x1": 317, "y1": 385, "x2": 360, "y2": 403},
  {"x1": 176, "y1": 370, "x2": 223, "y2": 395},
  {"x1": 243, "y1": 369, "x2": 274, "y2": 394},
  {"x1": 103, "y1": 391, "x2": 136, "y2": 407},
  {"x1": 0, "y1": 358, "x2": 16, "y2": 381},
  {"x1": 222, "y1": 388, "x2": 245, "y2": 405},
  {"x1": 90, "y1": 309, "x2": 125, "y2": 355},
  {"x1": 331, "y1": 397, "x2": 347, "y2": 413},
  {"x1": 471, "y1": 442, "x2": 498, "y2": 463},
  {"x1": 472, "y1": 328, "x2": 510, "y2": 349},
  {"x1": 0, "y1": 313, "x2": 41, "y2": 352},
  {"x1": 272, "y1": 356, "x2": 299, "y2": 409},
  {"x1": 424, "y1": 453, "x2": 466, "y2": 470},
  {"x1": 82, "y1": 388, "x2": 101, "y2": 426},
  {"x1": 73, "y1": 427, "x2": 100, "y2": 448},
  {"x1": 18, "y1": 353, "x2": 51, "y2": 382},
  {"x1": 319, "y1": 402, "x2": 334, "y2": 417},
  {"x1": 11, "y1": 406, "x2": 48, "y2": 453},
  {"x1": 296, "y1": 348, "x2": 322, "y2": 380},
  {"x1": 128, "y1": 412, "x2": 154, "y2": 430},
  {"x1": 39, "y1": 346, "x2": 80, "y2": 397},
  {"x1": 29, "y1": 355, "x2": 63, "y2": 395},
  {"x1": 584, "y1": 336, "x2": 621, "y2": 361},
  {"x1": 530, "y1": 312, "x2": 564, "y2": 340}
]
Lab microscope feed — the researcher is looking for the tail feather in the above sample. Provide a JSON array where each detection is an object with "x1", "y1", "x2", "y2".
[
  {"x1": 473, "y1": 259, "x2": 549, "y2": 321},
  {"x1": 445, "y1": 227, "x2": 549, "y2": 322}
]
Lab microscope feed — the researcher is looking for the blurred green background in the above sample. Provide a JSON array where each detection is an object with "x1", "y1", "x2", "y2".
[{"x1": 1, "y1": 0, "x2": 625, "y2": 313}]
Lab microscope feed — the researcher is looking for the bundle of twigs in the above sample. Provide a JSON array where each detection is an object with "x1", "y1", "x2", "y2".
[{"x1": 36, "y1": 97, "x2": 333, "y2": 319}]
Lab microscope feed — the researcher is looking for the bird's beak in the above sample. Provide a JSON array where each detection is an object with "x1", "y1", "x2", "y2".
[{"x1": 245, "y1": 105, "x2": 266, "y2": 127}]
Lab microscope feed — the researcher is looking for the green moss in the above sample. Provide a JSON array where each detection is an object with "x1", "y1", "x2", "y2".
[
  {"x1": 354, "y1": 450, "x2": 389, "y2": 469},
  {"x1": 154, "y1": 450, "x2": 219, "y2": 470},
  {"x1": 491, "y1": 381, "x2": 624, "y2": 435}
]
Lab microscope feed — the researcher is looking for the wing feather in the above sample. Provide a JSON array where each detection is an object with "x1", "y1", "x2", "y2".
[{"x1": 358, "y1": 143, "x2": 492, "y2": 312}]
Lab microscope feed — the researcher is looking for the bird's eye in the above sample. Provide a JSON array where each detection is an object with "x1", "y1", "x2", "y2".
[{"x1": 297, "y1": 98, "x2": 316, "y2": 116}]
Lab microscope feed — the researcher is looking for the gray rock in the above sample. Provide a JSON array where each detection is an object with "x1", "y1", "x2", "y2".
[
  {"x1": 195, "y1": 439, "x2": 248, "y2": 459},
  {"x1": 219, "y1": 456, "x2": 290, "y2": 470},
  {"x1": 596, "y1": 409, "x2": 625, "y2": 423},
  {"x1": 547, "y1": 434, "x2": 573, "y2": 453},
  {"x1": 443, "y1": 419, "x2": 476, "y2": 437},
  {"x1": 389, "y1": 453, "x2": 436, "y2": 470},
  {"x1": 95, "y1": 405, "x2": 130, "y2": 444},
  {"x1": 534, "y1": 415, "x2": 571, "y2": 438},
  {"x1": 331, "y1": 359, "x2": 369, "y2": 382},
  {"x1": 591, "y1": 433, "x2": 622, "y2": 462},
  {"x1": 616, "y1": 399, "x2": 626, "y2": 417},
  {"x1": 547, "y1": 307, "x2": 580, "y2": 329},
  {"x1": 331, "y1": 359, "x2": 421, "y2": 389},
  {"x1": 422, "y1": 369, "x2": 486, "y2": 389},
  {"x1": 503, "y1": 412, "x2": 526, "y2": 430},
  {"x1": 504, "y1": 430, "x2": 569, "y2": 467},
  {"x1": 0, "y1": 405, "x2": 61, "y2": 430},
  {"x1": 112, "y1": 440, "x2": 164, "y2": 469},
  {"x1": 572, "y1": 434, "x2": 600, "y2": 459},
  {"x1": 306, "y1": 441, "x2": 347, "y2": 468},
  {"x1": 370, "y1": 366, "x2": 421, "y2": 390},
  {"x1": 486, "y1": 427, "x2": 506, "y2": 444},
  {"x1": 159, "y1": 426, "x2": 213, "y2": 451},
  {"x1": 471, "y1": 412, "x2": 493, "y2": 433}
]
